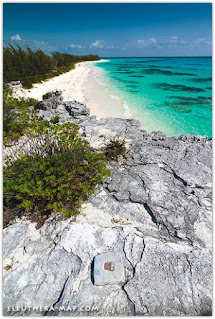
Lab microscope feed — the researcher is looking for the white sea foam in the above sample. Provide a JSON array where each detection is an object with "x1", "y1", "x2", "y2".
[
  {"x1": 110, "y1": 94, "x2": 120, "y2": 100},
  {"x1": 122, "y1": 101, "x2": 130, "y2": 117},
  {"x1": 95, "y1": 78, "x2": 105, "y2": 86},
  {"x1": 97, "y1": 59, "x2": 110, "y2": 63}
]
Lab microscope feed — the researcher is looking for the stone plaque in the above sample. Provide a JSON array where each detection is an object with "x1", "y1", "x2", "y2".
[{"x1": 93, "y1": 251, "x2": 125, "y2": 286}]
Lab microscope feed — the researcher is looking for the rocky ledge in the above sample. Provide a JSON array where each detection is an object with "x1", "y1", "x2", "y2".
[{"x1": 3, "y1": 91, "x2": 212, "y2": 316}]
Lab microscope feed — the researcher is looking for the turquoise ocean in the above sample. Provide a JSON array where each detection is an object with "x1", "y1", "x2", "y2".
[{"x1": 96, "y1": 57, "x2": 212, "y2": 137}]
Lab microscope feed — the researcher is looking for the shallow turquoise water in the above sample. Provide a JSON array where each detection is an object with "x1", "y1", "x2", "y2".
[{"x1": 96, "y1": 57, "x2": 212, "y2": 137}]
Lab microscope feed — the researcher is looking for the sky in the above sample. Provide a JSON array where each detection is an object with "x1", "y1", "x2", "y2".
[{"x1": 3, "y1": 3, "x2": 212, "y2": 57}]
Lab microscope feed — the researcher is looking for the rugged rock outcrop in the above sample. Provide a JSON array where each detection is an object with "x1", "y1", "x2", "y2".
[
  {"x1": 3, "y1": 91, "x2": 212, "y2": 316},
  {"x1": 35, "y1": 90, "x2": 63, "y2": 110}
]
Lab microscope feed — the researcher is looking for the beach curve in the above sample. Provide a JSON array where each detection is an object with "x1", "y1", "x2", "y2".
[{"x1": 15, "y1": 59, "x2": 113, "y2": 120}]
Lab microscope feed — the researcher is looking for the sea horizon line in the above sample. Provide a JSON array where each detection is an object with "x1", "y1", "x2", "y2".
[{"x1": 101, "y1": 56, "x2": 212, "y2": 59}]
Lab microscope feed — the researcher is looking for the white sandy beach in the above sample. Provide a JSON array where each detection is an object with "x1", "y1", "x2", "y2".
[{"x1": 16, "y1": 59, "x2": 126, "y2": 120}]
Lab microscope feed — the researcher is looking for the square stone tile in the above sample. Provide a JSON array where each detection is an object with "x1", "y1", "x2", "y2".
[{"x1": 94, "y1": 251, "x2": 125, "y2": 286}]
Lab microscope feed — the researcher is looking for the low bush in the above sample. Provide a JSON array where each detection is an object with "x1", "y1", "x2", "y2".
[
  {"x1": 4, "y1": 123, "x2": 110, "y2": 228},
  {"x1": 105, "y1": 138, "x2": 127, "y2": 160},
  {"x1": 43, "y1": 91, "x2": 53, "y2": 100},
  {"x1": 3, "y1": 85, "x2": 38, "y2": 145},
  {"x1": 50, "y1": 115, "x2": 60, "y2": 124}
]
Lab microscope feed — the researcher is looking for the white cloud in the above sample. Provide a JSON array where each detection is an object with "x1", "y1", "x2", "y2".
[
  {"x1": 193, "y1": 38, "x2": 211, "y2": 46},
  {"x1": 70, "y1": 43, "x2": 85, "y2": 49},
  {"x1": 150, "y1": 37, "x2": 157, "y2": 44},
  {"x1": 90, "y1": 40, "x2": 104, "y2": 48},
  {"x1": 105, "y1": 45, "x2": 115, "y2": 49},
  {"x1": 137, "y1": 38, "x2": 157, "y2": 47},
  {"x1": 11, "y1": 34, "x2": 22, "y2": 41},
  {"x1": 136, "y1": 36, "x2": 188, "y2": 49},
  {"x1": 33, "y1": 40, "x2": 49, "y2": 46}
]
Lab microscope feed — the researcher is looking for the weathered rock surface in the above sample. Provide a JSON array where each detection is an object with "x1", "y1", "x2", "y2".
[
  {"x1": 9, "y1": 80, "x2": 23, "y2": 88},
  {"x1": 3, "y1": 91, "x2": 212, "y2": 316},
  {"x1": 8, "y1": 81, "x2": 27, "y2": 99},
  {"x1": 35, "y1": 90, "x2": 63, "y2": 110},
  {"x1": 64, "y1": 100, "x2": 90, "y2": 118}
]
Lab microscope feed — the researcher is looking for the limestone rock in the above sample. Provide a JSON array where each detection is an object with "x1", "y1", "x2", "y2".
[
  {"x1": 124, "y1": 238, "x2": 212, "y2": 316},
  {"x1": 35, "y1": 90, "x2": 63, "y2": 110},
  {"x1": 9, "y1": 80, "x2": 22, "y2": 88},
  {"x1": 3, "y1": 92, "x2": 212, "y2": 316},
  {"x1": 64, "y1": 100, "x2": 90, "y2": 118}
]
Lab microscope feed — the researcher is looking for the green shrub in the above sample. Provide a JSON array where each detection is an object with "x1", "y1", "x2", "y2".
[
  {"x1": 50, "y1": 115, "x2": 60, "y2": 124},
  {"x1": 105, "y1": 138, "x2": 127, "y2": 160},
  {"x1": 22, "y1": 79, "x2": 33, "y2": 89},
  {"x1": 4, "y1": 123, "x2": 110, "y2": 226},
  {"x1": 43, "y1": 91, "x2": 53, "y2": 100},
  {"x1": 3, "y1": 85, "x2": 39, "y2": 145}
]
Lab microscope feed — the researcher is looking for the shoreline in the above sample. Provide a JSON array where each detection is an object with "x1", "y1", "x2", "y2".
[
  {"x1": 15, "y1": 58, "x2": 130, "y2": 122},
  {"x1": 15, "y1": 59, "x2": 114, "y2": 120},
  {"x1": 83, "y1": 62, "x2": 131, "y2": 120},
  {"x1": 13, "y1": 58, "x2": 212, "y2": 138},
  {"x1": 11, "y1": 60, "x2": 161, "y2": 135}
]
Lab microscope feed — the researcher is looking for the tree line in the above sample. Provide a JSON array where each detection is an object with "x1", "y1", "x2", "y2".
[{"x1": 3, "y1": 45, "x2": 100, "y2": 88}]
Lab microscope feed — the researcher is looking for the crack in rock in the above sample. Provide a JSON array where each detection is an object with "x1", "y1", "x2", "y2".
[{"x1": 3, "y1": 92, "x2": 212, "y2": 316}]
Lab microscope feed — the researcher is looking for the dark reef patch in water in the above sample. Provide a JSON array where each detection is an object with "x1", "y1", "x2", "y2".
[
  {"x1": 169, "y1": 96, "x2": 198, "y2": 101},
  {"x1": 143, "y1": 68, "x2": 197, "y2": 76},
  {"x1": 111, "y1": 76, "x2": 138, "y2": 84},
  {"x1": 126, "y1": 84, "x2": 138, "y2": 88},
  {"x1": 129, "y1": 75, "x2": 145, "y2": 78},
  {"x1": 126, "y1": 80, "x2": 138, "y2": 84},
  {"x1": 166, "y1": 96, "x2": 212, "y2": 109},
  {"x1": 127, "y1": 59, "x2": 168, "y2": 63},
  {"x1": 111, "y1": 76, "x2": 122, "y2": 81},
  {"x1": 164, "y1": 102, "x2": 192, "y2": 113},
  {"x1": 188, "y1": 77, "x2": 212, "y2": 83},
  {"x1": 154, "y1": 83, "x2": 205, "y2": 93},
  {"x1": 166, "y1": 101, "x2": 195, "y2": 106},
  {"x1": 138, "y1": 65, "x2": 174, "y2": 69},
  {"x1": 197, "y1": 96, "x2": 212, "y2": 101},
  {"x1": 206, "y1": 87, "x2": 212, "y2": 90},
  {"x1": 195, "y1": 114, "x2": 211, "y2": 120},
  {"x1": 127, "y1": 64, "x2": 173, "y2": 70},
  {"x1": 115, "y1": 70, "x2": 136, "y2": 74},
  {"x1": 169, "y1": 96, "x2": 212, "y2": 104}
]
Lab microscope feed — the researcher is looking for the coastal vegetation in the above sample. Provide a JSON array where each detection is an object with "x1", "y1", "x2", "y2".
[
  {"x1": 42, "y1": 91, "x2": 53, "y2": 100},
  {"x1": 4, "y1": 122, "x2": 110, "y2": 228},
  {"x1": 105, "y1": 138, "x2": 127, "y2": 160},
  {"x1": 50, "y1": 115, "x2": 60, "y2": 124},
  {"x1": 3, "y1": 89, "x2": 110, "y2": 228},
  {"x1": 3, "y1": 84, "x2": 39, "y2": 145},
  {"x1": 3, "y1": 45, "x2": 100, "y2": 88}
]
